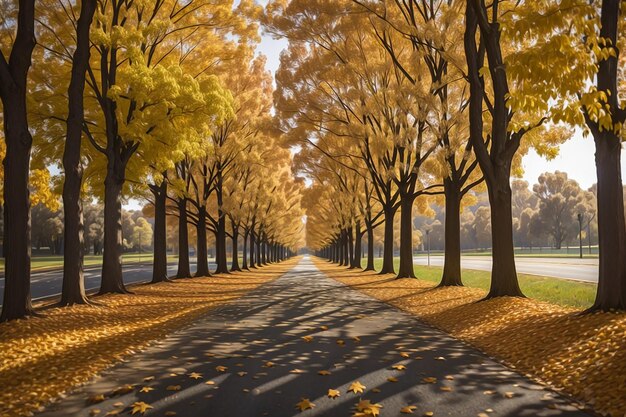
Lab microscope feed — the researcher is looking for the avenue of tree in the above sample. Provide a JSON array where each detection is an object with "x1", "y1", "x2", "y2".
[
  {"x1": 267, "y1": 0, "x2": 625, "y2": 310},
  {"x1": 0, "y1": 0, "x2": 625, "y2": 321},
  {"x1": 0, "y1": 0, "x2": 304, "y2": 321}
]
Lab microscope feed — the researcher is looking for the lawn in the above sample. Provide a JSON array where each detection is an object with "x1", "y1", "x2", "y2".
[
  {"x1": 368, "y1": 257, "x2": 597, "y2": 308},
  {"x1": 0, "y1": 253, "x2": 179, "y2": 272}
]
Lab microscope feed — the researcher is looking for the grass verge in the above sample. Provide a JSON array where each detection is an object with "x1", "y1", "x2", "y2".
[
  {"x1": 0, "y1": 257, "x2": 298, "y2": 417},
  {"x1": 369, "y1": 258, "x2": 597, "y2": 308},
  {"x1": 317, "y1": 257, "x2": 626, "y2": 417}
]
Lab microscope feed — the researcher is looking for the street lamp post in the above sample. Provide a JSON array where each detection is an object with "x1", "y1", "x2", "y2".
[{"x1": 577, "y1": 213, "x2": 583, "y2": 259}]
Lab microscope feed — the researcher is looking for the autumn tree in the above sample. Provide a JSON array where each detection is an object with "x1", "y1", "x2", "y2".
[{"x1": 0, "y1": 0, "x2": 37, "y2": 321}]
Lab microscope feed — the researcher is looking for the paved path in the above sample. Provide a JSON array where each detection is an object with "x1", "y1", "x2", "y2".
[
  {"x1": 414, "y1": 256, "x2": 599, "y2": 283},
  {"x1": 38, "y1": 256, "x2": 589, "y2": 417}
]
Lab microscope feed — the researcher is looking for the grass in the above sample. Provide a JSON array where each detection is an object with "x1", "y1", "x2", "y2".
[
  {"x1": 0, "y1": 253, "x2": 180, "y2": 272},
  {"x1": 414, "y1": 247, "x2": 599, "y2": 258},
  {"x1": 367, "y1": 257, "x2": 597, "y2": 309}
]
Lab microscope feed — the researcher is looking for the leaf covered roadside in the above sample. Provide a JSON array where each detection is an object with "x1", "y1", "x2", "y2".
[
  {"x1": 0, "y1": 258, "x2": 298, "y2": 417},
  {"x1": 314, "y1": 259, "x2": 626, "y2": 417}
]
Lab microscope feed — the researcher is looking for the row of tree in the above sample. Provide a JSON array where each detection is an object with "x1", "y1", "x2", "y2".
[
  {"x1": 267, "y1": 0, "x2": 626, "y2": 310},
  {"x1": 0, "y1": 0, "x2": 304, "y2": 321}
]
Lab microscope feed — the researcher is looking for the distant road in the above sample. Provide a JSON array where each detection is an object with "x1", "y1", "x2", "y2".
[
  {"x1": 0, "y1": 260, "x2": 201, "y2": 305},
  {"x1": 414, "y1": 255, "x2": 599, "y2": 283}
]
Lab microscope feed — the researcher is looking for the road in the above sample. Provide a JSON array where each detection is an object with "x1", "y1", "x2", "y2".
[
  {"x1": 0, "y1": 260, "x2": 200, "y2": 305},
  {"x1": 37, "y1": 256, "x2": 588, "y2": 417},
  {"x1": 414, "y1": 255, "x2": 599, "y2": 283}
]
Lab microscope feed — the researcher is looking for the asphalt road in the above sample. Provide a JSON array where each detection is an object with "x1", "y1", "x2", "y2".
[
  {"x1": 0, "y1": 260, "x2": 200, "y2": 305},
  {"x1": 37, "y1": 256, "x2": 588, "y2": 417},
  {"x1": 414, "y1": 255, "x2": 599, "y2": 283}
]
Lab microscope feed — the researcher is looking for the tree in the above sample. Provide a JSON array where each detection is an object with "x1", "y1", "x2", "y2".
[
  {"x1": 463, "y1": 0, "x2": 581, "y2": 298},
  {"x1": 131, "y1": 217, "x2": 153, "y2": 252},
  {"x1": 60, "y1": 0, "x2": 97, "y2": 306},
  {"x1": 0, "y1": 0, "x2": 37, "y2": 321},
  {"x1": 531, "y1": 171, "x2": 590, "y2": 249}
]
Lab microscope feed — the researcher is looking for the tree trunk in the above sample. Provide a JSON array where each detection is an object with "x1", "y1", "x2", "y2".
[
  {"x1": 261, "y1": 238, "x2": 267, "y2": 264},
  {"x1": 485, "y1": 172, "x2": 524, "y2": 298},
  {"x1": 250, "y1": 230, "x2": 256, "y2": 268},
  {"x1": 150, "y1": 179, "x2": 168, "y2": 283},
  {"x1": 242, "y1": 229, "x2": 249, "y2": 270},
  {"x1": 176, "y1": 198, "x2": 191, "y2": 278},
  {"x1": 230, "y1": 224, "x2": 241, "y2": 272},
  {"x1": 256, "y1": 231, "x2": 262, "y2": 266},
  {"x1": 379, "y1": 206, "x2": 396, "y2": 274},
  {"x1": 365, "y1": 222, "x2": 375, "y2": 271},
  {"x1": 397, "y1": 196, "x2": 416, "y2": 278},
  {"x1": 214, "y1": 212, "x2": 228, "y2": 273},
  {"x1": 351, "y1": 222, "x2": 362, "y2": 269},
  {"x1": 439, "y1": 178, "x2": 463, "y2": 286},
  {"x1": 59, "y1": 0, "x2": 96, "y2": 306},
  {"x1": 195, "y1": 208, "x2": 210, "y2": 277},
  {"x1": 0, "y1": 0, "x2": 36, "y2": 321},
  {"x1": 592, "y1": 130, "x2": 626, "y2": 309},
  {"x1": 99, "y1": 166, "x2": 127, "y2": 294}
]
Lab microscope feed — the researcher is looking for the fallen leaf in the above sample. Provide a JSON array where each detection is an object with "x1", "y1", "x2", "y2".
[
  {"x1": 348, "y1": 381, "x2": 366, "y2": 394},
  {"x1": 290, "y1": 369, "x2": 306, "y2": 374},
  {"x1": 166, "y1": 385, "x2": 181, "y2": 391},
  {"x1": 131, "y1": 402, "x2": 153, "y2": 415},
  {"x1": 112, "y1": 385, "x2": 134, "y2": 396},
  {"x1": 296, "y1": 398, "x2": 315, "y2": 411},
  {"x1": 423, "y1": 412, "x2": 434, "y2": 417},
  {"x1": 401, "y1": 405, "x2": 417, "y2": 414},
  {"x1": 143, "y1": 376, "x2": 155, "y2": 382},
  {"x1": 387, "y1": 377, "x2": 398, "y2": 383},
  {"x1": 215, "y1": 366, "x2": 227, "y2": 372},
  {"x1": 483, "y1": 390, "x2": 494, "y2": 395},
  {"x1": 371, "y1": 388, "x2": 381, "y2": 393},
  {"x1": 352, "y1": 336, "x2": 361, "y2": 343},
  {"x1": 139, "y1": 387, "x2": 154, "y2": 393},
  {"x1": 318, "y1": 370, "x2": 331, "y2": 376},
  {"x1": 336, "y1": 339, "x2": 345, "y2": 346},
  {"x1": 105, "y1": 410, "x2": 122, "y2": 416},
  {"x1": 112, "y1": 402, "x2": 124, "y2": 407},
  {"x1": 189, "y1": 372, "x2": 203, "y2": 379},
  {"x1": 327, "y1": 389, "x2": 340, "y2": 399},
  {"x1": 434, "y1": 357, "x2": 446, "y2": 361},
  {"x1": 320, "y1": 325, "x2": 329, "y2": 330},
  {"x1": 355, "y1": 399, "x2": 382, "y2": 417},
  {"x1": 440, "y1": 386, "x2": 452, "y2": 392},
  {"x1": 302, "y1": 336, "x2": 313, "y2": 342},
  {"x1": 504, "y1": 392, "x2": 515, "y2": 399},
  {"x1": 205, "y1": 381, "x2": 215, "y2": 385},
  {"x1": 392, "y1": 364, "x2": 406, "y2": 371},
  {"x1": 422, "y1": 377, "x2": 437, "y2": 384},
  {"x1": 263, "y1": 361, "x2": 275, "y2": 368},
  {"x1": 89, "y1": 409, "x2": 101, "y2": 416},
  {"x1": 399, "y1": 352, "x2": 410, "y2": 358},
  {"x1": 87, "y1": 394, "x2": 105, "y2": 404}
]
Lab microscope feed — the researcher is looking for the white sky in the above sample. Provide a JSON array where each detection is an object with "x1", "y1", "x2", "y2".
[{"x1": 257, "y1": 34, "x2": 626, "y2": 191}]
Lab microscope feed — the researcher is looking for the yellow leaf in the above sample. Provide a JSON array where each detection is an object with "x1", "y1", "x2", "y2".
[
  {"x1": 290, "y1": 369, "x2": 306, "y2": 374},
  {"x1": 424, "y1": 412, "x2": 434, "y2": 417},
  {"x1": 328, "y1": 388, "x2": 341, "y2": 399},
  {"x1": 302, "y1": 335, "x2": 313, "y2": 342},
  {"x1": 391, "y1": 364, "x2": 406, "y2": 371},
  {"x1": 166, "y1": 385, "x2": 181, "y2": 391},
  {"x1": 348, "y1": 381, "x2": 366, "y2": 394},
  {"x1": 422, "y1": 377, "x2": 437, "y2": 384},
  {"x1": 295, "y1": 398, "x2": 315, "y2": 411},
  {"x1": 131, "y1": 401, "x2": 153, "y2": 415},
  {"x1": 263, "y1": 361, "x2": 276, "y2": 368},
  {"x1": 215, "y1": 366, "x2": 227, "y2": 372},
  {"x1": 139, "y1": 387, "x2": 154, "y2": 393},
  {"x1": 318, "y1": 370, "x2": 331, "y2": 376},
  {"x1": 88, "y1": 394, "x2": 106, "y2": 404},
  {"x1": 355, "y1": 399, "x2": 383, "y2": 417},
  {"x1": 189, "y1": 372, "x2": 203, "y2": 379},
  {"x1": 387, "y1": 377, "x2": 398, "y2": 383},
  {"x1": 399, "y1": 352, "x2": 410, "y2": 358},
  {"x1": 401, "y1": 405, "x2": 417, "y2": 414},
  {"x1": 205, "y1": 381, "x2": 215, "y2": 385}
]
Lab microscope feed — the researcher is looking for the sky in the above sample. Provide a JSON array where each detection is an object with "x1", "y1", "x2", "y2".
[{"x1": 257, "y1": 33, "x2": 626, "y2": 191}]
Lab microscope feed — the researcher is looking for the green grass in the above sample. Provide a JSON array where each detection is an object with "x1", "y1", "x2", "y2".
[
  {"x1": 416, "y1": 247, "x2": 599, "y2": 258},
  {"x1": 0, "y1": 253, "x2": 179, "y2": 271},
  {"x1": 365, "y1": 257, "x2": 597, "y2": 309}
]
